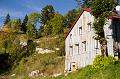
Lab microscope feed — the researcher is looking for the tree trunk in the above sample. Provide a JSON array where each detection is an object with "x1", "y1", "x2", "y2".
[{"x1": 100, "y1": 38, "x2": 108, "y2": 56}]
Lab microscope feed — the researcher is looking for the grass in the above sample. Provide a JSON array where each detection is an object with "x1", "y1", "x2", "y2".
[
  {"x1": 49, "y1": 61, "x2": 120, "y2": 79},
  {"x1": 6, "y1": 52, "x2": 64, "y2": 79},
  {"x1": 2, "y1": 35, "x2": 65, "y2": 79}
]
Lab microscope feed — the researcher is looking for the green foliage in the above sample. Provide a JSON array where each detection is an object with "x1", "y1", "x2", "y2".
[
  {"x1": 92, "y1": 55, "x2": 116, "y2": 69},
  {"x1": 28, "y1": 13, "x2": 40, "y2": 26},
  {"x1": 0, "y1": 33, "x2": 20, "y2": 54},
  {"x1": 6, "y1": 19, "x2": 22, "y2": 33},
  {"x1": 26, "y1": 40, "x2": 36, "y2": 57},
  {"x1": 93, "y1": 17, "x2": 105, "y2": 39},
  {"x1": 0, "y1": 33, "x2": 21, "y2": 73},
  {"x1": 49, "y1": 61, "x2": 120, "y2": 79},
  {"x1": 50, "y1": 13, "x2": 64, "y2": 35},
  {"x1": 91, "y1": 0, "x2": 115, "y2": 39},
  {"x1": 75, "y1": 0, "x2": 91, "y2": 8},
  {"x1": 91, "y1": 0, "x2": 116, "y2": 56},
  {"x1": 41, "y1": 13, "x2": 64, "y2": 36},
  {"x1": 26, "y1": 23, "x2": 37, "y2": 39},
  {"x1": 21, "y1": 15, "x2": 28, "y2": 33},
  {"x1": 26, "y1": 13, "x2": 40, "y2": 39},
  {"x1": 91, "y1": 0, "x2": 115, "y2": 18},
  {"x1": 40, "y1": 5, "x2": 55, "y2": 25},
  {"x1": 9, "y1": 53, "x2": 64, "y2": 78},
  {"x1": 64, "y1": 9, "x2": 78, "y2": 28},
  {"x1": 12, "y1": 19, "x2": 21, "y2": 31},
  {"x1": 4, "y1": 13, "x2": 11, "y2": 25},
  {"x1": 43, "y1": 24, "x2": 52, "y2": 36},
  {"x1": 0, "y1": 32, "x2": 37, "y2": 74}
]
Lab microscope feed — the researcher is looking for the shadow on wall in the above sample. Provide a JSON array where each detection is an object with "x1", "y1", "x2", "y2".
[{"x1": 112, "y1": 19, "x2": 120, "y2": 59}]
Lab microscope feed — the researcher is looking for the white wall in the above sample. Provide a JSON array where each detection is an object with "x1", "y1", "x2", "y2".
[
  {"x1": 104, "y1": 19, "x2": 114, "y2": 56},
  {"x1": 65, "y1": 11, "x2": 101, "y2": 72}
]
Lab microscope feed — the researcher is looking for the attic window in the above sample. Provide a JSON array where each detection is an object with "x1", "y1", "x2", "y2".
[
  {"x1": 79, "y1": 27, "x2": 82, "y2": 35},
  {"x1": 87, "y1": 22, "x2": 92, "y2": 31},
  {"x1": 70, "y1": 34, "x2": 72, "y2": 38},
  {"x1": 69, "y1": 34, "x2": 72, "y2": 46}
]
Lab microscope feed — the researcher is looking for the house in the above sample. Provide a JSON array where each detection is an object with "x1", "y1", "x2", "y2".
[{"x1": 65, "y1": 7, "x2": 120, "y2": 72}]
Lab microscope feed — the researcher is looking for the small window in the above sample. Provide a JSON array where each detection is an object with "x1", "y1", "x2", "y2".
[
  {"x1": 94, "y1": 40, "x2": 98, "y2": 49},
  {"x1": 70, "y1": 34, "x2": 72, "y2": 38},
  {"x1": 87, "y1": 22, "x2": 92, "y2": 31},
  {"x1": 79, "y1": 27, "x2": 82, "y2": 35},
  {"x1": 78, "y1": 45, "x2": 79, "y2": 54},
  {"x1": 82, "y1": 41, "x2": 86, "y2": 51},
  {"x1": 69, "y1": 34, "x2": 72, "y2": 46},
  {"x1": 69, "y1": 46, "x2": 73, "y2": 56}
]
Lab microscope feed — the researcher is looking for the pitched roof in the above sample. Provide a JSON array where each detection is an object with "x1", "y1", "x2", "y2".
[
  {"x1": 65, "y1": 8, "x2": 120, "y2": 39},
  {"x1": 65, "y1": 8, "x2": 92, "y2": 39}
]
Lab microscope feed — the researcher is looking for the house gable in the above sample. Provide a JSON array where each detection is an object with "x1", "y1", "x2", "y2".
[{"x1": 65, "y1": 8, "x2": 92, "y2": 39}]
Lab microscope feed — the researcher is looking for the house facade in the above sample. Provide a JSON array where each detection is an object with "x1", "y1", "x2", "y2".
[{"x1": 65, "y1": 8, "x2": 120, "y2": 72}]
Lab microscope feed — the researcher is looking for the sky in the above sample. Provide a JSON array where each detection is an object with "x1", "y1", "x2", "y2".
[{"x1": 0, "y1": 0, "x2": 77, "y2": 26}]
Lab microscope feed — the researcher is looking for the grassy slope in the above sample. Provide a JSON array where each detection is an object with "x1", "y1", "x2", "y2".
[
  {"x1": 5, "y1": 35, "x2": 65, "y2": 79},
  {"x1": 8, "y1": 53, "x2": 64, "y2": 79},
  {"x1": 51, "y1": 62, "x2": 120, "y2": 79}
]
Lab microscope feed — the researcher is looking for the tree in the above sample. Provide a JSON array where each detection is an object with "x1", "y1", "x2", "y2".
[
  {"x1": 43, "y1": 24, "x2": 52, "y2": 36},
  {"x1": 40, "y1": 5, "x2": 55, "y2": 25},
  {"x1": 4, "y1": 13, "x2": 11, "y2": 25},
  {"x1": 42, "y1": 13, "x2": 64, "y2": 36},
  {"x1": 26, "y1": 40, "x2": 36, "y2": 57},
  {"x1": 64, "y1": 9, "x2": 78, "y2": 28},
  {"x1": 26, "y1": 13, "x2": 40, "y2": 39},
  {"x1": 91, "y1": 0, "x2": 116, "y2": 56},
  {"x1": 21, "y1": 15, "x2": 28, "y2": 33},
  {"x1": 75, "y1": 0, "x2": 91, "y2": 8},
  {"x1": 26, "y1": 20, "x2": 37, "y2": 39},
  {"x1": 50, "y1": 13, "x2": 64, "y2": 35},
  {"x1": 11, "y1": 19, "x2": 21, "y2": 32},
  {"x1": 4, "y1": 19, "x2": 21, "y2": 33}
]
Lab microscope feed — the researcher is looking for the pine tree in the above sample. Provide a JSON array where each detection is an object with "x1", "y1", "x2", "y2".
[
  {"x1": 4, "y1": 13, "x2": 11, "y2": 25},
  {"x1": 21, "y1": 15, "x2": 28, "y2": 33}
]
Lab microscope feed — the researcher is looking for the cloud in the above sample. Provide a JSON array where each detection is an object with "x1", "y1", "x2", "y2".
[
  {"x1": 22, "y1": 0, "x2": 41, "y2": 12},
  {"x1": 0, "y1": 8, "x2": 25, "y2": 18},
  {"x1": 0, "y1": 0, "x2": 42, "y2": 26}
]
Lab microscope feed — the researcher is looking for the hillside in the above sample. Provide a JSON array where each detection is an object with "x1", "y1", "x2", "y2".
[
  {"x1": 0, "y1": 34, "x2": 65, "y2": 79},
  {"x1": 49, "y1": 61, "x2": 120, "y2": 79}
]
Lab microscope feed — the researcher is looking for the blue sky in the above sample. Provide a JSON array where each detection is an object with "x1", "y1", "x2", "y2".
[{"x1": 0, "y1": 0, "x2": 77, "y2": 26}]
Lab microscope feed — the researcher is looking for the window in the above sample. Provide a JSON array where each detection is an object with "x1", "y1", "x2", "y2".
[
  {"x1": 94, "y1": 40, "x2": 98, "y2": 49},
  {"x1": 70, "y1": 46, "x2": 73, "y2": 56},
  {"x1": 70, "y1": 34, "x2": 72, "y2": 38},
  {"x1": 69, "y1": 34, "x2": 72, "y2": 45},
  {"x1": 78, "y1": 45, "x2": 79, "y2": 54},
  {"x1": 87, "y1": 22, "x2": 92, "y2": 31},
  {"x1": 75, "y1": 43, "x2": 79, "y2": 54},
  {"x1": 79, "y1": 27, "x2": 82, "y2": 35},
  {"x1": 82, "y1": 41, "x2": 86, "y2": 51}
]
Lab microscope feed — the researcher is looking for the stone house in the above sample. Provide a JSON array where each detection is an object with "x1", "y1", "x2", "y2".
[{"x1": 65, "y1": 7, "x2": 120, "y2": 72}]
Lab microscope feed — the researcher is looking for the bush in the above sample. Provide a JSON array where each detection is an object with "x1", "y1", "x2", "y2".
[{"x1": 92, "y1": 55, "x2": 117, "y2": 69}]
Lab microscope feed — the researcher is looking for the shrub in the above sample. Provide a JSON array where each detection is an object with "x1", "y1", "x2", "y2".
[{"x1": 92, "y1": 55, "x2": 117, "y2": 69}]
